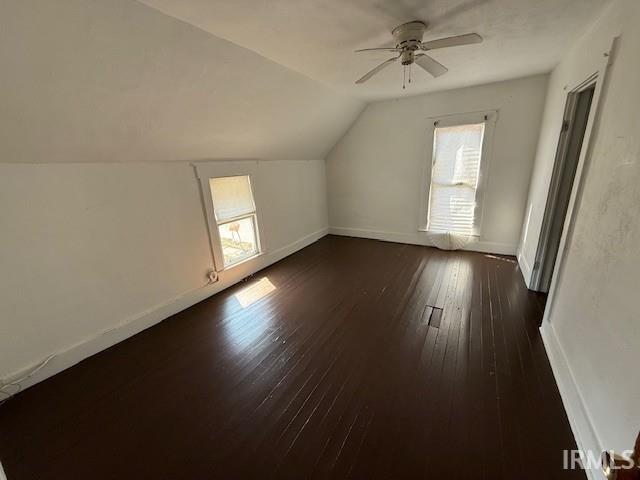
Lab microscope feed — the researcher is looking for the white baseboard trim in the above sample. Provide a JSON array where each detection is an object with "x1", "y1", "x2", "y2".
[
  {"x1": 0, "y1": 227, "x2": 328, "y2": 399},
  {"x1": 329, "y1": 226, "x2": 517, "y2": 256},
  {"x1": 540, "y1": 322, "x2": 604, "y2": 480},
  {"x1": 517, "y1": 249, "x2": 533, "y2": 289}
]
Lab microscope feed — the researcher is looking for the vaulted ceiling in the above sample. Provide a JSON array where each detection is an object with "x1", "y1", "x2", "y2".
[
  {"x1": 0, "y1": 0, "x2": 612, "y2": 164},
  {"x1": 0, "y1": 0, "x2": 363, "y2": 163},
  {"x1": 138, "y1": 0, "x2": 612, "y2": 101}
]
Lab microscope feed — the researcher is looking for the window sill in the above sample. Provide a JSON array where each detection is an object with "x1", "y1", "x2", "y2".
[{"x1": 222, "y1": 251, "x2": 263, "y2": 271}]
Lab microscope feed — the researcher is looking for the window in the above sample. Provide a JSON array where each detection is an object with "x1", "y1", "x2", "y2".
[
  {"x1": 209, "y1": 175, "x2": 260, "y2": 268},
  {"x1": 427, "y1": 121, "x2": 487, "y2": 236}
]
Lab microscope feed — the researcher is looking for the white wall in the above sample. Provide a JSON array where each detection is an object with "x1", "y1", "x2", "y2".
[
  {"x1": 0, "y1": 160, "x2": 328, "y2": 394},
  {"x1": 520, "y1": 0, "x2": 639, "y2": 472},
  {"x1": 517, "y1": 3, "x2": 621, "y2": 286},
  {"x1": 326, "y1": 75, "x2": 549, "y2": 255},
  {"x1": 0, "y1": 0, "x2": 345, "y2": 394},
  {"x1": 0, "y1": 0, "x2": 363, "y2": 164}
]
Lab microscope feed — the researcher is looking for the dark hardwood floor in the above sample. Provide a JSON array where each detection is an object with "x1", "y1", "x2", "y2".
[{"x1": 0, "y1": 236, "x2": 584, "y2": 479}]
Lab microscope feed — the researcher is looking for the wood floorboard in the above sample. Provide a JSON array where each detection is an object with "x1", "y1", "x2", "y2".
[{"x1": 0, "y1": 235, "x2": 585, "y2": 479}]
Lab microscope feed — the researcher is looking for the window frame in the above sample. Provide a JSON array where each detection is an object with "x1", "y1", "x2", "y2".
[
  {"x1": 194, "y1": 161, "x2": 265, "y2": 272},
  {"x1": 211, "y1": 176, "x2": 261, "y2": 268},
  {"x1": 418, "y1": 110, "x2": 497, "y2": 237}
]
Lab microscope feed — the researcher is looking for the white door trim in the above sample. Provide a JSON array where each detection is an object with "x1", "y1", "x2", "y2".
[{"x1": 541, "y1": 36, "x2": 618, "y2": 327}]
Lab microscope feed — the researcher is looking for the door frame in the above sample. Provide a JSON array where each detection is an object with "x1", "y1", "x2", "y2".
[
  {"x1": 540, "y1": 38, "x2": 617, "y2": 325},
  {"x1": 530, "y1": 78, "x2": 596, "y2": 292}
]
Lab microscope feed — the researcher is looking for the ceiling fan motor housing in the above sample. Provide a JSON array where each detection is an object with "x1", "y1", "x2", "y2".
[{"x1": 392, "y1": 21, "x2": 426, "y2": 64}]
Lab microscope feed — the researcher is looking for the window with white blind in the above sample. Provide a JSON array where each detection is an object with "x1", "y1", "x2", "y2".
[
  {"x1": 209, "y1": 175, "x2": 260, "y2": 268},
  {"x1": 427, "y1": 121, "x2": 487, "y2": 236}
]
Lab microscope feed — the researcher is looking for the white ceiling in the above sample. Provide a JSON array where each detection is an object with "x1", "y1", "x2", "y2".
[{"x1": 138, "y1": 0, "x2": 611, "y2": 101}]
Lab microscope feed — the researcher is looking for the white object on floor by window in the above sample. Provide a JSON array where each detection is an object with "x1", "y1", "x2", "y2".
[{"x1": 426, "y1": 231, "x2": 472, "y2": 251}]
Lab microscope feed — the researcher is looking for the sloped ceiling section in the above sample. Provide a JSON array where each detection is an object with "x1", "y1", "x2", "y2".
[
  {"x1": 0, "y1": 0, "x2": 364, "y2": 163},
  {"x1": 138, "y1": 0, "x2": 612, "y2": 101}
]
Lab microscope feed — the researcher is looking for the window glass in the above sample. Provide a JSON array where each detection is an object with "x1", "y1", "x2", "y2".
[
  {"x1": 427, "y1": 123, "x2": 485, "y2": 236},
  {"x1": 218, "y1": 217, "x2": 259, "y2": 266}
]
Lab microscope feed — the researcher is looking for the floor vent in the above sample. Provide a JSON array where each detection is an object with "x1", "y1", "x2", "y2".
[{"x1": 426, "y1": 306, "x2": 443, "y2": 328}]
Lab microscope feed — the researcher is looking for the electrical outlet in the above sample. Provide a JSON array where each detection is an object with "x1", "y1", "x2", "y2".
[{"x1": 207, "y1": 270, "x2": 218, "y2": 284}]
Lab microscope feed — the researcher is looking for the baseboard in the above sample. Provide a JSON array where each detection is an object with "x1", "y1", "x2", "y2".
[
  {"x1": 540, "y1": 322, "x2": 604, "y2": 480},
  {"x1": 0, "y1": 227, "x2": 328, "y2": 399},
  {"x1": 329, "y1": 226, "x2": 517, "y2": 256},
  {"x1": 517, "y1": 249, "x2": 533, "y2": 289}
]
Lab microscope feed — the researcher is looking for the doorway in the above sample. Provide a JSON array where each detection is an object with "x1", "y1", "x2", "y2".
[{"x1": 531, "y1": 82, "x2": 596, "y2": 293}]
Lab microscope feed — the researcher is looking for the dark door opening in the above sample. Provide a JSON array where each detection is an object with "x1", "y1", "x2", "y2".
[{"x1": 532, "y1": 83, "x2": 595, "y2": 293}]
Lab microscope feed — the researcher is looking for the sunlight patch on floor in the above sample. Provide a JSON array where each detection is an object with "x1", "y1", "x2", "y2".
[{"x1": 234, "y1": 277, "x2": 276, "y2": 308}]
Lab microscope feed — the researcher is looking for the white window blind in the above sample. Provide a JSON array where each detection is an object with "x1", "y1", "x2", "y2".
[
  {"x1": 209, "y1": 176, "x2": 256, "y2": 222},
  {"x1": 427, "y1": 123, "x2": 485, "y2": 236}
]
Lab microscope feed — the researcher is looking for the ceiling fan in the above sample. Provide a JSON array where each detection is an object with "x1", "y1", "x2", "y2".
[{"x1": 355, "y1": 21, "x2": 482, "y2": 88}]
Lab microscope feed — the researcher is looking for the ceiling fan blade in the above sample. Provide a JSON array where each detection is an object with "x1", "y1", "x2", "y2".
[
  {"x1": 421, "y1": 33, "x2": 483, "y2": 50},
  {"x1": 355, "y1": 56, "x2": 399, "y2": 84},
  {"x1": 355, "y1": 47, "x2": 400, "y2": 53},
  {"x1": 414, "y1": 54, "x2": 448, "y2": 78}
]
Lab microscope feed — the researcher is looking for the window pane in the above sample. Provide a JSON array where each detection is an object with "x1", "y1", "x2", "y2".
[
  {"x1": 218, "y1": 216, "x2": 259, "y2": 267},
  {"x1": 428, "y1": 123, "x2": 485, "y2": 235},
  {"x1": 428, "y1": 185, "x2": 476, "y2": 235},
  {"x1": 209, "y1": 176, "x2": 256, "y2": 222}
]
